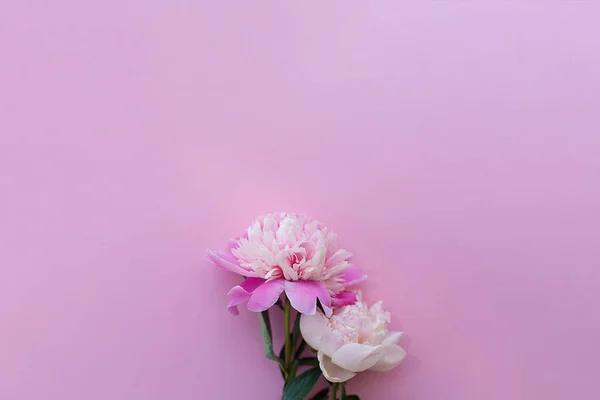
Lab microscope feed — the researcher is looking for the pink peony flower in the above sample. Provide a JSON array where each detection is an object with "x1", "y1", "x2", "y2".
[
  {"x1": 300, "y1": 291, "x2": 406, "y2": 382},
  {"x1": 206, "y1": 212, "x2": 367, "y2": 316}
]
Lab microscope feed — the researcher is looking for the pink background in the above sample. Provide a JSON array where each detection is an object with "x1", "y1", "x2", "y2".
[{"x1": 1, "y1": 2, "x2": 599, "y2": 399}]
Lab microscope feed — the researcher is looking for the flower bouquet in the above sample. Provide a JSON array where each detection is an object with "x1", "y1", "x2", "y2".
[{"x1": 207, "y1": 213, "x2": 406, "y2": 399}]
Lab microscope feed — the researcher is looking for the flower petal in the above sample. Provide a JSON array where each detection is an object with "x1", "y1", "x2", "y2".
[
  {"x1": 227, "y1": 305, "x2": 240, "y2": 315},
  {"x1": 206, "y1": 248, "x2": 259, "y2": 277},
  {"x1": 299, "y1": 311, "x2": 329, "y2": 351},
  {"x1": 326, "y1": 249, "x2": 353, "y2": 267},
  {"x1": 319, "y1": 294, "x2": 333, "y2": 318},
  {"x1": 227, "y1": 287, "x2": 251, "y2": 307},
  {"x1": 340, "y1": 264, "x2": 367, "y2": 286},
  {"x1": 284, "y1": 280, "x2": 332, "y2": 316},
  {"x1": 225, "y1": 239, "x2": 242, "y2": 261},
  {"x1": 369, "y1": 344, "x2": 407, "y2": 372},
  {"x1": 331, "y1": 290, "x2": 357, "y2": 308},
  {"x1": 241, "y1": 277, "x2": 266, "y2": 292},
  {"x1": 331, "y1": 343, "x2": 384, "y2": 372},
  {"x1": 247, "y1": 279, "x2": 285, "y2": 312},
  {"x1": 276, "y1": 251, "x2": 298, "y2": 281},
  {"x1": 383, "y1": 331, "x2": 403, "y2": 346},
  {"x1": 320, "y1": 327, "x2": 345, "y2": 357},
  {"x1": 227, "y1": 278, "x2": 265, "y2": 305},
  {"x1": 226, "y1": 278, "x2": 265, "y2": 314},
  {"x1": 317, "y1": 351, "x2": 356, "y2": 383},
  {"x1": 299, "y1": 241, "x2": 316, "y2": 259}
]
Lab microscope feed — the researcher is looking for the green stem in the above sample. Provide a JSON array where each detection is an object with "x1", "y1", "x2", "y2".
[
  {"x1": 287, "y1": 360, "x2": 299, "y2": 385},
  {"x1": 331, "y1": 383, "x2": 339, "y2": 400},
  {"x1": 284, "y1": 296, "x2": 292, "y2": 371}
]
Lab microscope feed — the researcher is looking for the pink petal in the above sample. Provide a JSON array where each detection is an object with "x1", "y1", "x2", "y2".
[
  {"x1": 299, "y1": 311, "x2": 329, "y2": 351},
  {"x1": 276, "y1": 251, "x2": 298, "y2": 281},
  {"x1": 226, "y1": 278, "x2": 265, "y2": 315},
  {"x1": 299, "y1": 241, "x2": 316, "y2": 259},
  {"x1": 369, "y1": 344, "x2": 407, "y2": 372},
  {"x1": 326, "y1": 249, "x2": 353, "y2": 267},
  {"x1": 227, "y1": 237, "x2": 240, "y2": 247},
  {"x1": 340, "y1": 264, "x2": 367, "y2": 286},
  {"x1": 331, "y1": 343, "x2": 384, "y2": 372},
  {"x1": 284, "y1": 280, "x2": 332, "y2": 316},
  {"x1": 227, "y1": 287, "x2": 251, "y2": 310},
  {"x1": 206, "y1": 248, "x2": 259, "y2": 277},
  {"x1": 320, "y1": 297, "x2": 333, "y2": 317},
  {"x1": 227, "y1": 278, "x2": 264, "y2": 305},
  {"x1": 331, "y1": 291, "x2": 357, "y2": 308},
  {"x1": 247, "y1": 279, "x2": 285, "y2": 312},
  {"x1": 227, "y1": 305, "x2": 240, "y2": 315},
  {"x1": 224, "y1": 239, "x2": 242, "y2": 262},
  {"x1": 317, "y1": 351, "x2": 356, "y2": 383},
  {"x1": 241, "y1": 277, "x2": 266, "y2": 292}
]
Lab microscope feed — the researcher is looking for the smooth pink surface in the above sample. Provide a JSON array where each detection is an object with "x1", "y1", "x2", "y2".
[{"x1": 1, "y1": 2, "x2": 599, "y2": 399}]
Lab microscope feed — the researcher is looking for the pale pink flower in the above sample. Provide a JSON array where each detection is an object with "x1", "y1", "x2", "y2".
[
  {"x1": 206, "y1": 212, "x2": 367, "y2": 316},
  {"x1": 300, "y1": 292, "x2": 406, "y2": 382}
]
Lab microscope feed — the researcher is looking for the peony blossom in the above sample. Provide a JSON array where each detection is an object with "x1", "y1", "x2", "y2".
[
  {"x1": 300, "y1": 291, "x2": 406, "y2": 382},
  {"x1": 206, "y1": 212, "x2": 367, "y2": 316}
]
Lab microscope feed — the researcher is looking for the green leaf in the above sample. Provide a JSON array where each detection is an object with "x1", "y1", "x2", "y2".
[
  {"x1": 258, "y1": 310, "x2": 278, "y2": 361},
  {"x1": 340, "y1": 383, "x2": 346, "y2": 399},
  {"x1": 294, "y1": 340, "x2": 307, "y2": 359},
  {"x1": 308, "y1": 387, "x2": 329, "y2": 400},
  {"x1": 279, "y1": 343, "x2": 286, "y2": 361},
  {"x1": 278, "y1": 343, "x2": 289, "y2": 377},
  {"x1": 259, "y1": 310, "x2": 286, "y2": 378},
  {"x1": 282, "y1": 367, "x2": 322, "y2": 400}
]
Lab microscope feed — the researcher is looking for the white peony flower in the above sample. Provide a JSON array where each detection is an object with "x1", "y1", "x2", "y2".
[{"x1": 300, "y1": 291, "x2": 406, "y2": 382}]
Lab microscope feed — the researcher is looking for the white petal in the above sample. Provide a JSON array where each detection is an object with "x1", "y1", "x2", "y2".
[
  {"x1": 320, "y1": 327, "x2": 346, "y2": 357},
  {"x1": 299, "y1": 311, "x2": 329, "y2": 351},
  {"x1": 317, "y1": 351, "x2": 356, "y2": 383},
  {"x1": 331, "y1": 343, "x2": 384, "y2": 373},
  {"x1": 383, "y1": 331, "x2": 403, "y2": 346},
  {"x1": 369, "y1": 344, "x2": 407, "y2": 372}
]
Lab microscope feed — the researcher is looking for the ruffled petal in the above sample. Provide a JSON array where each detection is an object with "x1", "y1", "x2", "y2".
[
  {"x1": 299, "y1": 311, "x2": 329, "y2": 351},
  {"x1": 326, "y1": 249, "x2": 353, "y2": 267},
  {"x1": 206, "y1": 248, "x2": 259, "y2": 277},
  {"x1": 317, "y1": 351, "x2": 356, "y2": 383},
  {"x1": 331, "y1": 343, "x2": 384, "y2": 373},
  {"x1": 331, "y1": 290, "x2": 357, "y2": 308},
  {"x1": 340, "y1": 264, "x2": 367, "y2": 286},
  {"x1": 226, "y1": 287, "x2": 250, "y2": 315},
  {"x1": 284, "y1": 280, "x2": 332, "y2": 316},
  {"x1": 369, "y1": 344, "x2": 407, "y2": 372},
  {"x1": 299, "y1": 241, "x2": 316, "y2": 259},
  {"x1": 276, "y1": 251, "x2": 298, "y2": 281},
  {"x1": 247, "y1": 279, "x2": 285, "y2": 312},
  {"x1": 226, "y1": 278, "x2": 266, "y2": 314},
  {"x1": 225, "y1": 239, "x2": 242, "y2": 262}
]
